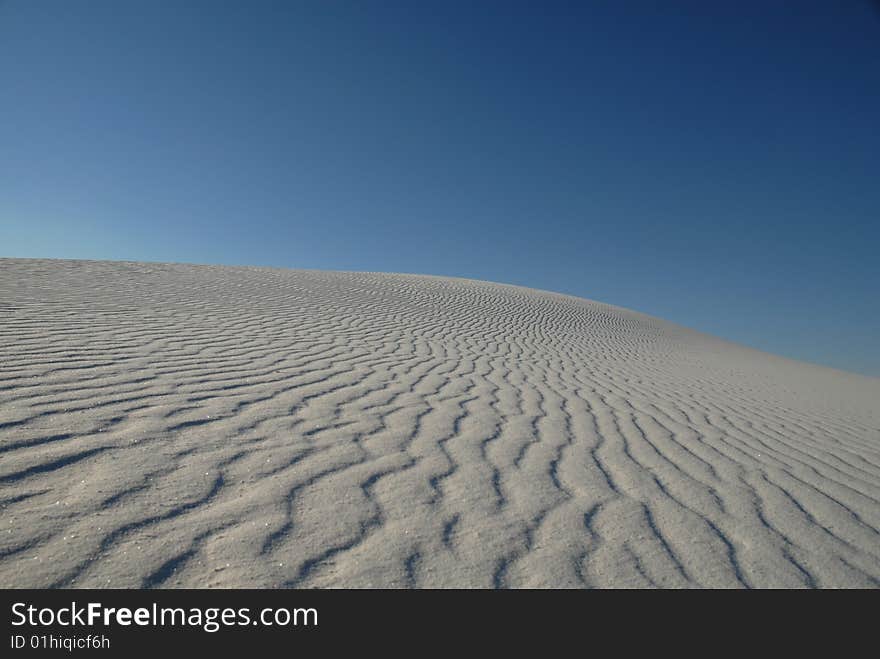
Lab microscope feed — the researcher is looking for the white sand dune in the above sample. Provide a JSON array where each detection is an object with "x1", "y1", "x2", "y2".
[{"x1": 1, "y1": 258, "x2": 878, "y2": 588}]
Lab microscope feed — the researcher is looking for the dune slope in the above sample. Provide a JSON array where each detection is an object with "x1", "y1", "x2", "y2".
[{"x1": 1, "y1": 258, "x2": 878, "y2": 588}]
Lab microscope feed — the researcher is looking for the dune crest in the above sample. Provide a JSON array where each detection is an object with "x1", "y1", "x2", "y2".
[{"x1": 1, "y1": 258, "x2": 878, "y2": 588}]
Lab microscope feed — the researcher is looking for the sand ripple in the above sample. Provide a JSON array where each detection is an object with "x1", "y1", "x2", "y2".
[{"x1": 1, "y1": 259, "x2": 878, "y2": 588}]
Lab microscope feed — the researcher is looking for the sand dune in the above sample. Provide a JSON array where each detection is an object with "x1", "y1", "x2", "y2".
[{"x1": 1, "y1": 258, "x2": 878, "y2": 588}]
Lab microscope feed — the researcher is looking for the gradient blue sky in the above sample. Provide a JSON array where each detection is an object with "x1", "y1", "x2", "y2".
[{"x1": 1, "y1": 1, "x2": 878, "y2": 375}]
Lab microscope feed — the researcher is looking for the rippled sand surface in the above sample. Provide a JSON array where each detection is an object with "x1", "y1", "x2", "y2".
[{"x1": 1, "y1": 258, "x2": 878, "y2": 588}]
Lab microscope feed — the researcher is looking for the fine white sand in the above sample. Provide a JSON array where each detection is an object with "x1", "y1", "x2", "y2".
[{"x1": 1, "y1": 258, "x2": 878, "y2": 588}]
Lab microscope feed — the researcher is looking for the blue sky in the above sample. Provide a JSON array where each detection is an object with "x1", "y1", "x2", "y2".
[{"x1": 1, "y1": 1, "x2": 878, "y2": 376}]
